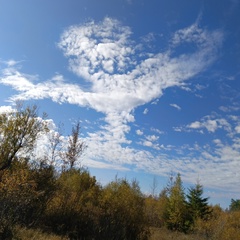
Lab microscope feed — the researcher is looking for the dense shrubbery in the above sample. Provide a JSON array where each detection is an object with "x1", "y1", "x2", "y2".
[
  {"x1": 0, "y1": 164, "x2": 149, "y2": 239},
  {"x1": 0, "y1": 105, "x2": 240, "y2": 240}
]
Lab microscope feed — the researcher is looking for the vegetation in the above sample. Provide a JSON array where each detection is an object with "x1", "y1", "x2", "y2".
[{"x1": 0, "y1": 104, "x2": 240, "y2": 240}]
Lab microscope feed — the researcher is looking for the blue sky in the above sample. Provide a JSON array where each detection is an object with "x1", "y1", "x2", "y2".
[{"x1": 0, "y1": 0, "x2": 240, "y2": 208}]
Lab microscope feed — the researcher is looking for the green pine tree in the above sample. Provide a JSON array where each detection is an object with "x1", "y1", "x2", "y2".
[
  {"x1": 186, "y1": 183, "x2": 211, "y2": 222},
  {"x1": 229, "y1": 199, "x2": 240, "y2": 212}
]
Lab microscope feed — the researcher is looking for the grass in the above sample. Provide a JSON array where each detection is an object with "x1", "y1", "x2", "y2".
[
  {"x1": 13, "y1": 227, "x2": 68, "y2": 240},
  {"x1": 149, "y1": 227, "x2": 205, "y2": 240},
  {"x1": 12, "y1": 226, "x2": 209, "y2": 240}
]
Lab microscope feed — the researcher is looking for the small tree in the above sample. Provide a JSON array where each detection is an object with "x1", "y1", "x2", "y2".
[
  {"x1": 44, "y1": 168, "x2": 101, "y2": 239},
  {"x1": 61, "y1": 121, "x2": 86, "y2": 169},
  {"x1": 229, "y1": 199, "x2": 240, "y2": 212},
  {"x1": 0, "y1": 103, "x2": 48, "y2": 171},
  {"x1": 100, "y1": 178, "x2": 149, "y2": 240},
  {"x1": 166, "y1": 173, "x2": 189, "y2": 232},
  {"x1": 46, "y1": 124, "x2": 63, "y2": 165},
  {"x1": 186, "y1": 183, "x2": 211, "y2": 222},
  {"x1": 144, "y1": 188, "x2": 169, "y2": 228}
]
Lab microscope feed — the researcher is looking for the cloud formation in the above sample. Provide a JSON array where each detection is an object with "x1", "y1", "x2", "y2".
[
  {"x1": 170, "y1": 103, "x2": 181, "y2": 111},
  {"x1": 0, "y1": 18, "x2": 222, "y2": 146},
  {"x1": 1, "y1": 18, "x2": 222, "y2": 123},
  {"x1": 1, "y1": 17, "x2": 232, "y2": 194}
]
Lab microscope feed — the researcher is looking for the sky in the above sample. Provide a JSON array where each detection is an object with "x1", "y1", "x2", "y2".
[{"x1": 0, "y1": 0, "x2": 240, "y2": 208}]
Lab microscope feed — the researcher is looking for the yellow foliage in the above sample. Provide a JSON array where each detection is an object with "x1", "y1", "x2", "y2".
[{"x1": 194, "y1": 206, "x2": 240, "y2": 240}]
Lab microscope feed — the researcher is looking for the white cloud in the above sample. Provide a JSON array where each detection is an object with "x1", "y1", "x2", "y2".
[
  {"x1": 213, "y1": 139, "x2": 223, "y2": 147},
  {"x1": 150, "y1": 127, "x2": 163, "y2": 134},
  {"x1": 146, "y1": 134, "x2": 159, "y2": 142},
  {"x1": 187, "y1": 115, "x2": 232, "y2": 133},
  {"x1": 5, "y1": 59, "x2": 19, "y2": 67},
  {"x1": 0, "y1": 105, "x2": 14, "y2": 114},
  {"x1": 204, "y1": 119, "x2": 218, "y2": 132},
  {"x1": 151, "y1": 99, "x2": 159, "y2": 105},
  {"x1": 1, "y1": 18, "x2": 222, "y2": 120},
  {"x1": 235, "y1": 125, "x2": 240, "y2": 133},
  {"x1": 83, "y1": 159, "x2": 129, "y2": 171},
  {"x1": 143, "y1": 140, "x2": 153, "y2": 147},
  {"x1": 1, "y1": 18, "x2": 230, "y2": 193},
  {"x1": 171, "y1": 22, "x2": 223, "y2": 53},
  {"x1": 52, "y1": 74, "x2": 64, "y2": 82},
  {"x1": 143, "y1": 108, "x2": 148, "y2": 114},
  {"x1": 188, "y1": 121, "x2": 202, "y2": 129},
  {"x1": 136, "y1": 134, "x2": 160, "y2": 150},
  {"x1": 136, "y1": 129, "x2": 143, "y2": 135},
  {"x1": 170, "y1": 103, "x2": 181, "y2": 110}
]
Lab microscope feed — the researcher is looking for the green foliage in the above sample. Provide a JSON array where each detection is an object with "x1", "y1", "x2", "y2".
[
  {"x1": 44, "y1": 168, "x2": 102, "y2": 239},
  {"x1": 1, "y1": 104, "x2": 240, "y2": 239},
  {"x1": 193, "y1": 205, "x2": 240, "y2": 240},
  {"x1": 229, "y1": 198, "x2": 240, "y2": 212},
  {"x1": 0, "y1": 159, "x2": 50, "y2": 238},
  {"x1": 0, "y1": 104, "x2": 48, "y2": 170},
  {"x1": 145, "y1": 196, "x2": 161, "y2": 227},
  {"x1": 166, "y1": 173, "x2": 190, "y2": 232},
  {"x1": 186, "y1": 183, "x2": 211, "y2": 224},
  {"x1": 61, "y1": 121, "x2": 86, "y2": 170},
  {"x1": 100, "y1": 178, "x2": 149, "y2": 240},
  {"x1": 144, "y1": 188, "x2": 169, "y2": 228}
]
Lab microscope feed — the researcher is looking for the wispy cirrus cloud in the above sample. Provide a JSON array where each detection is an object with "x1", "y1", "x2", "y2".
[{"x1": 170, "y1": 103, "x2": 181, "y2": 110}]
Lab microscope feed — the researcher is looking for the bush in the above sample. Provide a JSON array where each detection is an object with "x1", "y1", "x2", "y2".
[
  {"x1": 99, "y1": 178, "x2": 149, "y2": 240},
  {"x1": 44, "y1": 168, "x2": 102, "y2": 239}
]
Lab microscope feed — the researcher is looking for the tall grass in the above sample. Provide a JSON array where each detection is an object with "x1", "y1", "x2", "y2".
[
  {"x1": 13, "y1": 227, "x2": 68, "y2": 240},
  {"x1": 149, "y1": 227, "x2": 204, "y2": 240}
]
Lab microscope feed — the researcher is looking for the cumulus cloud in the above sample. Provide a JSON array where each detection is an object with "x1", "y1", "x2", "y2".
[
  {"x1": 146, "y1": 134, "x2": 159, "y2": 142},
  {"x1": 187, "y1": 115, "x2": 232, "y2": 133},
  {"x1": 0, "y1": 105, "x2": 14, "y2": 114},
  {"x1": 235, "y1": 125, "x2": 240, "y2": 133},
  {"x1": 136, "y1": 129, "x2": 144, "y2": 135}
]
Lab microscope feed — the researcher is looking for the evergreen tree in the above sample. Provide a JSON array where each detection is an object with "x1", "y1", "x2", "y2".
[
  {"x1": 229, "y1": 199, "x2": 240, "y2": 212},
  {"x1": 186, "y1": 183, "x2": 211, "y2": 221}
]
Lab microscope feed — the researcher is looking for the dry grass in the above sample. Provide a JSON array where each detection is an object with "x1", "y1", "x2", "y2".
[
  {"x1": 149, "y1": 227, "x2": 205, "y2": 240},
  {"x1": 13, "y1": 227, "x2": 68, "y2": 240},
  {"x1": 15, "y1": 227, "x2": 201, "y2": 240}
]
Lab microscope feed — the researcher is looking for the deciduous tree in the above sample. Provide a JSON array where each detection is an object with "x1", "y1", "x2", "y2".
[
  {"x1": 0, "y1": 104, "x2": 48, "y2": 171},
  {"x1": 166, "y1": 173, "x2": 189, "y2": 232},
  {"x1": 61, "y1": 121, "x2": 86, "y2": 169}
]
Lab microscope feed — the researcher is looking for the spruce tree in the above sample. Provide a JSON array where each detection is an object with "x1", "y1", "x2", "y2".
[
  {"x1": 186, "y1": 183, "x2": 210, "y2": 221},
  {"x1": 229, "y1": 199, "x2": 240, "y2": 212}
]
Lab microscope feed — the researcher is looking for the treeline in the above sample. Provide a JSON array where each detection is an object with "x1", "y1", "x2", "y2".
[
  {"x1": 0, "y1": 104, "x2": 240, "y2": 240},
  {"x1": 145, "y1": 176, "x2": 240, "y2": 239}
]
